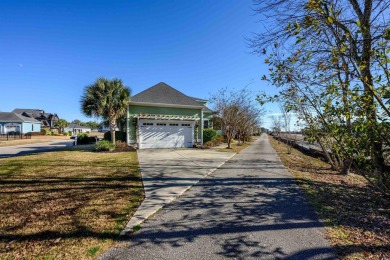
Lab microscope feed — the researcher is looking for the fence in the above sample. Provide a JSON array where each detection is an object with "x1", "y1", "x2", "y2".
[
  {"x1": 271, "y1": 133, "x2": 329, "y2": 160},
  {"x1": 0, "y1": 133, "x2": 32, "y2": 140}
]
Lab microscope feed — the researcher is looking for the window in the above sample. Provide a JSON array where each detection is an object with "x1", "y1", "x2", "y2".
[
  {"x1": 203, "y1": 120, "x2": 209, "y2": 128},
  {"x1": 182, "y1": 124, "x2": 190, "y2": 126},
  {"x1": 169, "y1": 123, "x2": 179, "y2": 126},
  {"x1": 157, "y1": 123, "x2": 166, "y2": 126},
  {"x1": 143, "y1": 123, "x2": 153, "y2": 126}
]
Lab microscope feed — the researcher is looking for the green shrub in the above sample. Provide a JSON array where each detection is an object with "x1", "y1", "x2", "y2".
[
  {"x1": 88, "y1": 246, "x2": 101, "y2": 256},
  {"x1": 63, "y1": 132, "x2": 69, "y2": 136},
  {"x1": 104, "y1": 131, "x2": 126, "y2": 142},
  {"x1": 203, "y1": 128, "x2": 217, "y2": 143},
  {"x1": 46, "y1": 131, "x2": 52, "y2": 136},
  {"x1": 77, "y1": 133, "x2": 96, "y2": 145},
  {"x1": 68, "y1": 131, "x2": 72, "y2": 136},
  {"x1": 96, "y1": 140, "x2": 115, "y2": 151},
  {"x1": 40, "y1": 129, "x2": 47, "y2": 135},
  {"x1": 51, "y1": 129, "x2": 58, "y2": 135}
]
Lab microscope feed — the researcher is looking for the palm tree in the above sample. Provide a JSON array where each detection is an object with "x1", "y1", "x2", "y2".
[
  {"x1": 54, "y1": 119, "x2": 68, "y2": 134},
  {"x1": 81, "y1": 77, "x2": 131, "y2": 144}
]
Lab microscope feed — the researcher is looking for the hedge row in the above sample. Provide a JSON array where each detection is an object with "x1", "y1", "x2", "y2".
[{"x1": 103, "y1": 131, "x2": 126, "y2": 142}]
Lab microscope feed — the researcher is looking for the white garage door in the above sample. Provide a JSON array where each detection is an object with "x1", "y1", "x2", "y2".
[
  {"x1": 138, "y1": 120, "x2": 194, "y2": 149},
  {"x1": 4, "y1": 123, "x2": 21, "y2": 134}
]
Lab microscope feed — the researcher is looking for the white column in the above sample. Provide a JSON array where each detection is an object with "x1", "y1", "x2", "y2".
[
  {"x1": 200, "y1": 109, "x2": 204, "y2": 145},
  {"x1": 126, "y1": 107, "x2": 130, "y2": 144}
]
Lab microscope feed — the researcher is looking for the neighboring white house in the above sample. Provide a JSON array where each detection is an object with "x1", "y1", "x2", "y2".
[
  {"x1": 64, "y1": 123, "x2": 91, "y2": 135},
  {"x1": 98, "y1": 125, "x2": 119, "y2": 132}
]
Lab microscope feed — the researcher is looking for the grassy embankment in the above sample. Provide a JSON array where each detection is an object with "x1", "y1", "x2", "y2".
[{"x1": 269, "y1": 135, "x2": 389, "y2": 259}]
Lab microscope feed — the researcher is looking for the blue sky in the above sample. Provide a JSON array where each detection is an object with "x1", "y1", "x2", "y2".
[{"x1": 0, "y1": 0, "x2": 282, "y2": 128}]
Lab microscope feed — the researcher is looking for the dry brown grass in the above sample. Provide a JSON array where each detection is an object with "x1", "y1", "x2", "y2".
[
  {"x1": 269, "y1": 135, "x2": 390, "y2": 259},
  {"x1": 0, "y1": 146, "x2": 144, "y2": 259}
]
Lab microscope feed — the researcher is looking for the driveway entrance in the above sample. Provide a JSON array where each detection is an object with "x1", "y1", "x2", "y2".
[
  {"x1": 120, "y1": 148, "x2": 235, "y2": 235},
  {"x1": 101, "y1": 135, "x2": 336, "y2": 259}
]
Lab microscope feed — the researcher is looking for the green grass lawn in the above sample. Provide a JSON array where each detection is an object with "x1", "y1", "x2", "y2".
[{"x1": 0, "y1": 146, "x2": 144, "y2": 259}]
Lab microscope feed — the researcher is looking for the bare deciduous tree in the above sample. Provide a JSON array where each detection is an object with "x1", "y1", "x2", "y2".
[
  {"x1": 251, "y1": 0, "x2": 390, "y2": 191},
  {"x1": 211, "y1": 87, "x2": 263, "y2": 149}
]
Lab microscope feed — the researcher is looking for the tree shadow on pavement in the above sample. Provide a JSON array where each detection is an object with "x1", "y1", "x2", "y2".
[{"x1": 112, "y1": 155, "x2": 389, "y2": 259}]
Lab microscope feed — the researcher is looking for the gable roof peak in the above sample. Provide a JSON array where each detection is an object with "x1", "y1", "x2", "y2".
[
  {"x1": 0, "y1": 112, "x2": 41, "y2": 123},
  {"x1": 13, "y1": 108, "x2": 43, "y2": 113},
  {"x1": 131, "y1": 82, "x2": 204, "y2": 107}
]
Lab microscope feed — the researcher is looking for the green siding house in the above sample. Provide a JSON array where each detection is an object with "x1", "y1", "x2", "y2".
[{"x1": 127, "y1": 82, "x2": 213, "y2": 149}]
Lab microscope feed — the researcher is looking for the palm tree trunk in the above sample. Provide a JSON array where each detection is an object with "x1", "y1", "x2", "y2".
[{"x1": 109, "y1": 116, "x2": 116, "y2": 144}]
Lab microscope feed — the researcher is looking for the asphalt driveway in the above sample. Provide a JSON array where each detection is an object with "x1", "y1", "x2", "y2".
[{"x1": 101, "y1": 135, "x2": 336, "y2": 259}]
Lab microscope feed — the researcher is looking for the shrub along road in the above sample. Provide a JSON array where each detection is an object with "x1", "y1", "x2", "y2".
[{"x1": 100, "y1": 134, "x2": 335, "y2": 259}]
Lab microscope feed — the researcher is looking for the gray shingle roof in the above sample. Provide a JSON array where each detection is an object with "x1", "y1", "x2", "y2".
[
  {"x1": 12, "y1": 108, "x2": 43, "y2": 114},
  {"x1": 188, "y1": 96, "x2": 213, "y2": 113},
  {"x1": 67, "y1": 123, "x2": 91, "y2": 129},
  {"x1": 189, "y1": 96, "x2": 208, "y2": 102},
  {"x1": 13, "y1": 108, "x2": 44, "y2": 120},
  {"x1": 203, "y1": 106, "x2": 213, "y2": 113},
  {"x1": 131, "y1": 82, "x2": 204, "y2": 108},
  {"x1": 0, "y1": 112, "x2": 41, "y2": 123}
]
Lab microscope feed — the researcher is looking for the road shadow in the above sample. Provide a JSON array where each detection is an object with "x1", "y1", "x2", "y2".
[{"x1": 108, "y1": 156, "x2": 388, "y2": 259}]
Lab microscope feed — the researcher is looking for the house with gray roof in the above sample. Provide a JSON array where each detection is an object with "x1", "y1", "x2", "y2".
[
  {"x1": 12, "y1": 108, "x2": 59, "y2": 127},
  {"x1": 64, "y1": 123, "x2": 91, "y2": 135},
  {"x1": 0, "y1": 112, "x2": 41, "y2": 134},
  {"x1": 127, "y1": 82, "x2": 213, "y2": 149}
]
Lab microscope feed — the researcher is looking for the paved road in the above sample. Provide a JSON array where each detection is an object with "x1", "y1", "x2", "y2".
[
  {"x1": 100, "y1": 134, "x2": 336, "y2": 259},
  {"x1": 0, "y1": 140, "x2": 74, "y2": 158}
]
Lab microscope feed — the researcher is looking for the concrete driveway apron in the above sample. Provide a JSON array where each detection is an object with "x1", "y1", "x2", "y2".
[
  {"x1": 120, "y1": 148, "x2": 235, "y2": 235},
  {"x1": 102, "y1": 134, "x2": 336, "y2": 259}
]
